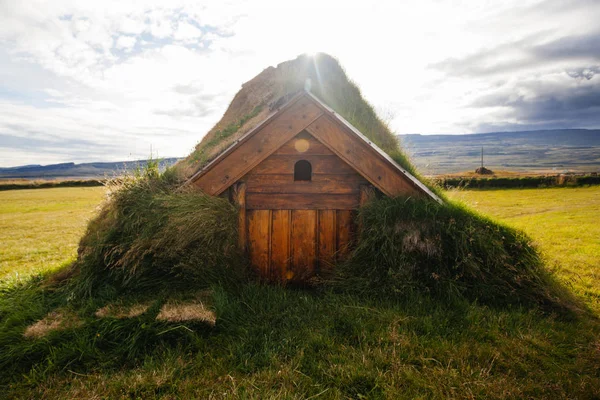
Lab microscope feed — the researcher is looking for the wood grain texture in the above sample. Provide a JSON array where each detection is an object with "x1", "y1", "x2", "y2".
[
  {"x1": 245, "y1": 208, "x2": 357, "y2": 282},
  {"x1": 275, "y1": 131, "x2": 334, "y2": 155},
  {"x1": 247, "y1": 210, "x2": 270, "y2": 278},
  {"x1": 318, "y1": 210, "x2": 336, "y2": 273},
  {"x1": 306, "y1": 115, "x2": 421, "y2": 197},
  {"x1": 336, "y1": 210, "x2": 354, "y2": 260},
  {"x1": 291, "y1": 210, "x2": 317, "y2": 281},
  {"x1": 246, "y1": 193, "x2": 359, "y2": 210},
  {"x1": 245, "y1": 174, "x2": 367, "y2": 194},
  {"x1": 248, "y1": 154, "x2": 357, "y2": 175},
  {"x1": 270, "y1": 210, "x2": 291, "y2": 282},
  {"x1": 192, "y1": 97, "x2": 323, "y2": 195}
]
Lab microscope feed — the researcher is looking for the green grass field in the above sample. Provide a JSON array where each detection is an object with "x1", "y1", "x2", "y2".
[
  {"x1": 447, "y1": 187, "x2": 600, "y2": 313},
  {"x1": 1, "y1": 186, "x2": 599, "y2": 398},
  {"x1": 0, "y1": 187, "x2": 106, "y2": 281}
]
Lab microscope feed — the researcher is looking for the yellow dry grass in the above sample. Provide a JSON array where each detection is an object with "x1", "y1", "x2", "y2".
[
  {"x1": 156, "y1": 301, "x2": 215, "y2": 325},
  {"x1": 94, "y1": 303, "x2": 152, "y2": 319},
  {"x1": 23, "y1": 309, "x2": 82, "y2": 339}
]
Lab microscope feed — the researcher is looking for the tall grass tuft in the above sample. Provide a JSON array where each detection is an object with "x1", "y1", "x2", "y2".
[
  {"x1": 71, "y1": 162, "x2": 245, "y2": 299},
  {"x1": 335, "y1": 196, "x2": 568, "y2": 310}
]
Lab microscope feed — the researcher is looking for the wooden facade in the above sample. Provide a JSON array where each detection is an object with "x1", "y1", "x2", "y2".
[{"x1": 188, "y1": 91, "x2": 441, "y2": 282}]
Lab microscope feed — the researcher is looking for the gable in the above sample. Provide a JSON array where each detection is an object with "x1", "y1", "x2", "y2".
[
  {"x1": 188, "y1": 91, "x2": 442, "y2": 204},
  {"x1": 189, "y1": 93, "x2": 322, "y2": 196},
  {"x1": 243, "y1": 131, "x2": 369, "y2": 209}
]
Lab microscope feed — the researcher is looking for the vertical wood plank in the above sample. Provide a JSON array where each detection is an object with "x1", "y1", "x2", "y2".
[
  {"x1": 271, "y1": 210, "x2": 291, "y2": 282},
  {"x1": 233, "y1": 182, "x2": 247, "y2": 251},
  {"x1": 247, "y1": 209, "x2": 270, "y2": 278},
  {"x1": 291, "y1": 210, "x2": 317, "y2": 281},
  {"x1": 336, "y1": 210, "x2": 354, "y2": 260},
  {"x1": 318, "y1": 210, "x2": 336, "y2": 274}
]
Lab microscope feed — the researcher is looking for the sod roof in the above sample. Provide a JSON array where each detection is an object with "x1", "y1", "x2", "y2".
[
  {"x1": 175, "y1": 53, "x2": 418, "y2": 181},
  {"x1": 185, "y1": 90, "x2": 442, "y2": 203}
]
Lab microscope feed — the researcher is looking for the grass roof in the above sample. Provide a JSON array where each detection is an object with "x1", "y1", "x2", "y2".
[{"x1": 176, "y1": 53, "x2": 412, "y2": 178}]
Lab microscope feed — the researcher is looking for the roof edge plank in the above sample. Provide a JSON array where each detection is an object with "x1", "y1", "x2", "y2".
[
  {"x1": 187, "y1": 90, "x2": 442, "y2": 204},
  {"x1": 303, "y1": 91, "x2": 442, "y2": 204},
  {"x1": 188, "y1": 93, "x2": 324, "y2": 196}
]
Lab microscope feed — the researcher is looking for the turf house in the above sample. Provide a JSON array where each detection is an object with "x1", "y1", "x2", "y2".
[
  {"x1": 186, "y1": 90, "x2": 442, "y2": 282},
  {"x1": 72, "y1": 53, "x2": 561, "y2": 309}
]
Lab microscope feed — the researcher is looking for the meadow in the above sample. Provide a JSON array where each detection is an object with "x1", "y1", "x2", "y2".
[
  {"x1": 0, "y1": 186, "x2": 599, "y2": 398},
  {"x1": 0, "y1": 187, "x2": 106, "y2": 280},
  {"x1": 447, "y1": 187, "x2": 600, "y2": 314}
]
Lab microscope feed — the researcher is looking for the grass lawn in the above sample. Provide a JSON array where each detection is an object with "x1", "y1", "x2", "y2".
[
  {"x1": 447, "y1": 186, "x2": 600, "y2": 313},
  {"x1": 0, "y1": 187, "x2": 106, "y2": 281},
  {"x1": 0, "y1": 186, "x2": 599, "y2": 398}
]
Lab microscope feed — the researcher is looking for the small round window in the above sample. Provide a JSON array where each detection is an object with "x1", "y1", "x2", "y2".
[{"x1": 294, "y1": 160, "x2": 312, "y2": 181}]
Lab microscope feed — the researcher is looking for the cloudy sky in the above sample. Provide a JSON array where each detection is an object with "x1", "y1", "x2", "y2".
[{"x1": 1, "y1": 0, "x2": 599, "y2": 167}]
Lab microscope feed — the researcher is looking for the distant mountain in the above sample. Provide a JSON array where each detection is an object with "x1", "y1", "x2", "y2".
[
  {"x1": 400, "y1": 129, "x2": 600, "y2": 175},
  {"x1": 0, "y1": 158, "x2": 182, "y2": 179}
]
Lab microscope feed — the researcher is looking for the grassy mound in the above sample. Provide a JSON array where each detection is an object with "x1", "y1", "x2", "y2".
[
  {"x1": 335, "y1": 197, "x2": 566, "y2": 310},
  {"x1": 73, "y1": 163, "x2": 245, "y2": 298},
  {"x1": 69, "y1": 165, "x2": 565, "y2": 310},
  {"x1": 66, "y1": 54, "x2": 566, "y2": 310}
]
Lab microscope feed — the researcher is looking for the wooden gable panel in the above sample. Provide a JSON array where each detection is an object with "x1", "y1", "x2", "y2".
[
  {"x1": 305, "y1": 115, "x2": 422, "y2": 197},
  {"x1": 243, "y1": 131, "x2": 367, "y2": 209},
  {"x1": 191, "y1": 96, "x2": 324, "y2": 196},
  {"x1": 247, "y1": 154, "x2": 357, "y2": 175},
  {"x1": 274, "y1": 131, "x2": 334, "y2": 155},
  {"x1": 245, "y1": 174, "x2": 366, "y2": 194}
]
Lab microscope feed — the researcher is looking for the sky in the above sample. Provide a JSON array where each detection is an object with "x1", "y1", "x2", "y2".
[{"x1": 0, "y1": 0, "x2": 599, "y2": 167}]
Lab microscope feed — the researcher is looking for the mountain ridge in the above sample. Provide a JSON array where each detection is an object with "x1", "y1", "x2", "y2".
[
  {"x1": 3, "y1": 129, "x2": 599, "y2": 179},
  {"x1": 0, "y1": 158, "x2": 182, "y2": 179},
  {"x1": 400, "y1": 128, "x2": 600, "y2": 174}
]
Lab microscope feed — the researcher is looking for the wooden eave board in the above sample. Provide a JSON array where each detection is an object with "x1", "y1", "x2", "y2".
[
  {"x1": 188, "y1": 90, "x2": 442, "y2": 204},
  {"x1": 185, "y1": 91, "x2": 305, "y2": 189},
  {"x1": 303, "y1": 91, "x2": 443, "y2": 204},
  {"x1": 188, "y1": 92, "x2": 324, "y2": 196}
]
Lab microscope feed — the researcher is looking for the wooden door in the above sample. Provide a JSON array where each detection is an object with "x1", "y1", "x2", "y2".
[{"x1": 246, "y1": 209, "x2": 355, "y2": 282}]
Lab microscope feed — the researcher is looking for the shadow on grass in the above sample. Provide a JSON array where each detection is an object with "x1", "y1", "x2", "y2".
[{"x1": 1, "y1": 266, "x2": 599, "y2": 398}]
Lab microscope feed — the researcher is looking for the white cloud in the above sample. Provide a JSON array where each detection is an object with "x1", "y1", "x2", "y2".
[
  {"x1": 115, "y1": 35, "x2": 136, "y2": 51},
  {"x1": 173, "y1": 21, "x2": 203, "y2": 41},
  {"x1": 0, "y1": 0, "x2": 599, "y2": 167}
]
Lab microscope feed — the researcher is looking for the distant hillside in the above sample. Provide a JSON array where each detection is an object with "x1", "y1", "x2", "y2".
[
  {"x1": 4, "y1": 129, "x2": 599, "y2": 179},
  {"x1": 400, "y1": 129, "x2": 600, "y2": 175},
  {"x1": 0, "y1": 158, "x2": 182, "y2": 180}
]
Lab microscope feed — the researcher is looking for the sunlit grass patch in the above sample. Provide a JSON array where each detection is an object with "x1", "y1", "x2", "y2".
[
  {"x1": 447, "y1": 186, "x2": 600, "y2": 312},
  {"x1": 156, "y1": 301, "x2": 215, "y2": 325},
  {"x1": 0, "y1": 187, "x2": 106, "y2": 281},
  {"x1": 23, "y1": 308, "x2": 83, "y2": 339},
  {"x1": 94, "y1": 302, "x2": 152, "y2": 319}
]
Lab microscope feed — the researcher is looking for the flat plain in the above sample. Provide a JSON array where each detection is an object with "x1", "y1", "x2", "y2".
[
  {"x1": 0, "y1": 187, "x2": 106, "y2": 280},
  {"x1": 446, "y1": 186, "x2": 600, "y2": 313}
]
